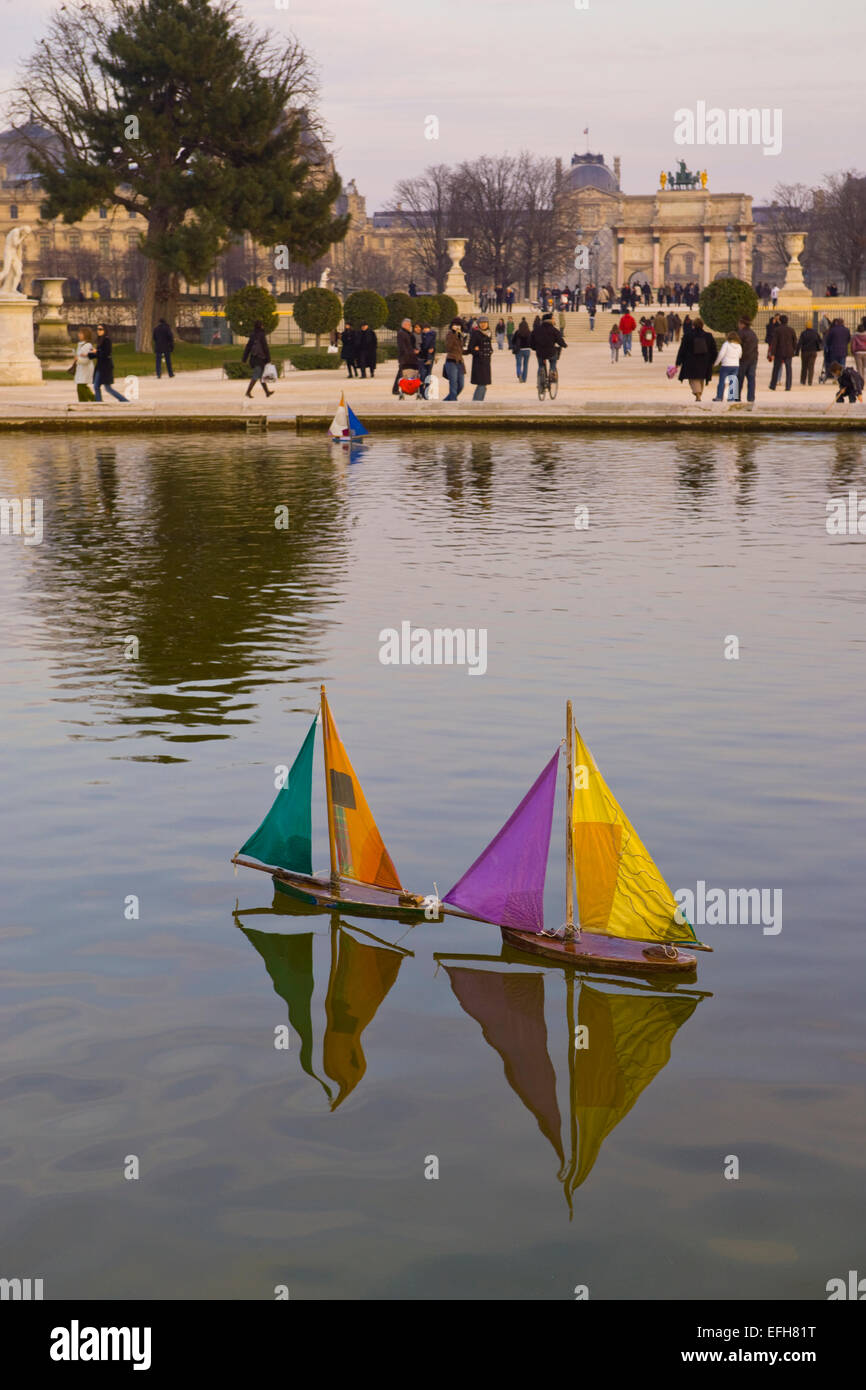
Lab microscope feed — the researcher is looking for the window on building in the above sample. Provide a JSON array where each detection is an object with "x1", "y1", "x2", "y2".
[
  {"x1": 40, "y1": 236, "x2": 50, "y2": 254},
  {"x1": 128, "y1": 234, "x2": 138, "y2": 250},
  {"x1": 10, "y1": 204, "x2": 18, "y2": 220},
  {"x1": 69, "y1": 234, "x2": 81, "y2": 252},
  {"x1": 685, "y1": 254, "x2": 694, "y2": 275},
  {"x1": 128, "y1": 208, "x2": 137, "y2": 218},
  {"x1": 99, "y1": 234, "x2": 110, "y2": 256},
  {"x1": 99, "y1": 207, "x2": 107, "y2": 219}
]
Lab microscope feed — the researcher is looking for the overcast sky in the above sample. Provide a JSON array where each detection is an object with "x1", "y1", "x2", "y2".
[{"x1": 2, "y1": 0, "x2": 863, "y2": 211}]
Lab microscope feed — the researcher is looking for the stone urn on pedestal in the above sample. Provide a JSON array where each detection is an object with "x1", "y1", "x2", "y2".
[
  {"x1": 443, "y1": 238, "x2": 475, "y2": 316},
  {"x1": 778, "y1": 231, "x2": 812, "y2": 303},
  {"x1": 34, "y1": 277, "x2": 73, "y2": 365},
  {"x1": 0, "y1": 226, "x2": 43, "y2": 386}
]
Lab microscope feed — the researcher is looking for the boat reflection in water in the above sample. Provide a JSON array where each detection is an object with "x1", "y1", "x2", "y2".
[
  {"x1": 235, "y1": 891, "x2": 412, "y2": 1110},
  {"x1": 437, "y1": 944, "x2": 708, "y2": 1214}
]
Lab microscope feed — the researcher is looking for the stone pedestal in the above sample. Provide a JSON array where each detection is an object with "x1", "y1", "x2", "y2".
[
  {"x1": 34, "y1": 276, "x2": 72, "y2": 364},
  {"x1": 779, "y1": 231, "x2": 811, "y2": 302},
  {"x1": 443, "y1": 238, "x2": 475, "y2": 316},
  {"x1": 0, "y1": 294, "x2": 43, "y2": 385}
]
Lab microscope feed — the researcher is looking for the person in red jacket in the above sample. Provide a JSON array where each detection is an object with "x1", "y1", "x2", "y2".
[
  {"x1": 619, "y1": 310, "x2": 637, "y2": 356},
  {"x1": 639, "y1": 317, "x2": 656, "y2": 363}
]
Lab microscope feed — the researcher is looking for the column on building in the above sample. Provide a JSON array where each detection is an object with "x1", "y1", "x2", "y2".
[
  {"x1": 702, "y1": 234, "x2": 711, "y2": 286},
  {"x1": 738, "y1": 234, "x2": 747, "y2": 280},
  {"x1": 615, "y1": 233, "x2": 625, "y2": 287},
  {"x1": 651, "y1": 235, "x2": 660, "y2": 288}
]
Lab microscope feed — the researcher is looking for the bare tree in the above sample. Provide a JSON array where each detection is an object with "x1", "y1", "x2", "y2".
[
  {"x1": 392, "y1": 164, "x2": 456, "y2": 291},
  {"x1": 453, "y1": 154, "x2": 523, "y2": 291},
  {"x1": 762, "y1": 182, "x2": 819, "y2": 280},
  {"x1": 512, "y1": 153, "x2": 572, "y2": 297},
  {"x1": 815, "y1": 171, "x2": 866, "y2": 294}
]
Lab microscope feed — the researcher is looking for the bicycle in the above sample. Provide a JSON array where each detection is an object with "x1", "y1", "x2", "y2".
[{"x1": 537, "y1": 355, "x2": 559, "y2": 401}]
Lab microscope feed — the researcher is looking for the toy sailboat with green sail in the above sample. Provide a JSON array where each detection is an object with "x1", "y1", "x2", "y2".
[
  {"x1": 441, "y1": 701, "x2": 711, "y2": 974},
  {"x1": 233, "y1": 685, "x2": 438, "y2": 920}
]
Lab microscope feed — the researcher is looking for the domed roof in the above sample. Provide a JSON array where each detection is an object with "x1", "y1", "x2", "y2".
[{"x1": 563, "y1": 155, "x2": 618, "y2": 195}]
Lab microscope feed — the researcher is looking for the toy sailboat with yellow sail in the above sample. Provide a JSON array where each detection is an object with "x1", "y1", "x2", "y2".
[
  {"x1": 440, "y1": 701, "x2": 711, "y2": 974},
  {"x1": 435, "y1": 942, "x2": 706, "y2": 1212},
  {"x1": 233, "y1": 685, "x2": 438, "y2": 920}
]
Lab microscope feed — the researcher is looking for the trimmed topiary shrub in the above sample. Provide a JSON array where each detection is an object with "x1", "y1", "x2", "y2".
[
  {"x1": 385, "y1": 291, "x2": 414, "y2": 330},
  {"x1": 436, "y1": 293, "x2": 459, "y2": 326},
  {"x1": 293, "y1": 287, "x2": 343, "y2": 346},
  {"x1": 223, "y1": 359, "x2": 285, "y2": 380},
  {"x1": 699, "y1": 277, "x2": 758, "y2": 334},
  {"x1": 224, "y1": 285, "x2": 278, "y2": 337},
  {"x1": 342, "y1": 290, "x2": 388, "y2": 330},
  {"x1": 284, "y1": 347, "x2": 341, "y2": 370},
  {"x1": 412, "y1": 294, "x2": 440, "y2": 327}
]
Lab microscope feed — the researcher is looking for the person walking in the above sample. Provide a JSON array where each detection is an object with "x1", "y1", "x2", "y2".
[
  {"x1": 639, "y1": 317, "x2": 655, "y2": 362},
  {"x1": 393, "y1": 317, "x2": 418, "y2": 395},
  {"x1": 505, "y1": 315, "x2": 515, "y2": 348},
  {"x1": 768, "y1": 314, "x2": 797, "y2": 391},
  {"x1": 443, "y1": 318, "x2": 465, "y2": 400},
  {"x1": 69, "y1": 327, "x2": 95, "y2": 401},
  {"x1": 668, "y1": 310, "x2": 682, "y2": 343},
  {"x1": 770, "y1": 284, "x2": 780, "y2": 308},
  {"x1": 609, "y1": 323, "x2": 622, "y2": 362},
  {"x1": 852, "y1": 318, "x2": 866, "y2": 382},
  {"x1": 495, "y1": 318, "x2": 506, "y2": 350},
  {"x1": 340, "y1": 323, "x2": 358, "y2": 377},
  {"x1": 796, "y1": 323, "x2": 821, "y2": 386},
  {"x1": 675, "y1": 316, "x2": 716, "y2": 401},
  {"x1": 152, "y1": 318, "x2": 175, "y2": 378},
  {"x1": 418, "y1": 320, "x2": 437, "y2": 391},
  {"x1": 88, "y1": 324, "x2": 128, "y2": 403},
  {"x1": 653, "y1": 309, "x2": 667, "y2": 350},
  {"x1": 585, "y1": 287, "x2": 597, "y2": 330},
  {"x1": 512, "y1": 316, "x2": 532, "y2": 382},
  {"x1": 242, "y1": 319, "x2": 273, "y2": 398},
  {"x1": 356, "y1": 321, "x2": 377, "y2": 378},
  {"x1": 468, "y1": 317, "x2": 493, "y2": 400},
  {"x1": 713, "y1": 332, "x2": 742, "y2": 400},
  {"x1": 619, "y1": 308, "x2": 636, "y2": 356},
  {"x1": 737, "y1": 316, "x2": 759, "y2": 402}
]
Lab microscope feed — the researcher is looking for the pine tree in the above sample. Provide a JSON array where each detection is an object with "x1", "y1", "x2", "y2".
[{"x1": 15, "y1": 0, "x2": 348, "y2": 348}]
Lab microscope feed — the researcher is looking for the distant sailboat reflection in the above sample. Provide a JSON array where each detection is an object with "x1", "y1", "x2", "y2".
[
  {"x1": 235, "y1": 894, "x2": 411, "y2": 1110},
  {"x1": 437, "y1": 946, "x2": 707, "y2": 1214}
]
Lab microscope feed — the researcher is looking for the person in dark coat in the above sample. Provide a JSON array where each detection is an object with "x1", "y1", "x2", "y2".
[
  {"x1": 796, "y1": 324, "x2": 822, "y2": 386},
  {"x1": 768, "y1": 314, "x2": 798, "y2": 391},
  {"x1": 824, "y1": 318, "x2": 851, "y2": 370},
  {"x1": 340, "y1": 324, "x2": 358, "y2": 377},
  {"x1": 355, "y1": 322, "x2": 377, "y2": 378},
  {"x1": 393, "y1": 317, "x2": 418, "y2": 395},
  {"x1": 675, "y1": 317, "x2": 717, "y2": 401},
  {"x1": 737, "y1": 316, "x2": 759, "y2": 401},
  {"x1": 242, "y1": 320, "x2": 273, "y2": 398},
  {"x1": 88, "y1": 324, "x2": 128, "y2": 403},
  {"x1": 152, "y1": 318, "x2": 175, "y2": 378},
  {"x1": 468, "y1": 317, "x2": 493, "y2": 400}
]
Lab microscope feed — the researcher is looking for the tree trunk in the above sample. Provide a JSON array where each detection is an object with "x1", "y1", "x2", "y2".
[{"x1": 137, "y1": 257, "x2": 157, "y2": 353}]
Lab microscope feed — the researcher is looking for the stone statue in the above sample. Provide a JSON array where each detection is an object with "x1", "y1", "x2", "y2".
[
  {"x1": 318, "y1": 267, "x2": 331, "y2": 289},
  {"x1": 0, "y1": 225, "x2": 32, "y2": 295},
  {"x1": 660, "y1": 171, "x2": 667, "y2": 190}
]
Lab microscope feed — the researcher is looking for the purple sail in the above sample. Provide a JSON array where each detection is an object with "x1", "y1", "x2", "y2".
[{"x1": 444, "y1": 751, "x2": 559, "y2": 933}]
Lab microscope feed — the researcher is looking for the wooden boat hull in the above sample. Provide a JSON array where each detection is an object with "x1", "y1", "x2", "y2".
[
  {"x1": 270, "y1": 868, "x2": 438, "y2": 922},
  {"x1": 501, "y1": 927, "x2": 698, "y2": 974}
]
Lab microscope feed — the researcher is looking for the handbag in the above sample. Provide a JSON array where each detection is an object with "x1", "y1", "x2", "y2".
[{"x1": 666, "y1": 365, "x2": 677, "y2": 379}]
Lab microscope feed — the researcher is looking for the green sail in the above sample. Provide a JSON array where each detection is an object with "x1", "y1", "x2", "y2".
[{"x1": 239, "y1": 715, "x2": 317, "y2": 875}]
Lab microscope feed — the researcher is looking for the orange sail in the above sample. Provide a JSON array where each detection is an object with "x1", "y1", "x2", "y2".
[{"x1": 320, "y1": 688, "x2": 403, "y2": 891}]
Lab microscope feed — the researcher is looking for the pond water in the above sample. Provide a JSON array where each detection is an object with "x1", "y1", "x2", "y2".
[{"x1": 1, "y1": 429, "x2": 864, "y2": 1300}]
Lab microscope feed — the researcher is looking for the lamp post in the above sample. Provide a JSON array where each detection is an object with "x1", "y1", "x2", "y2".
[
  {"x1": 725, "y1": 224, "x2": 734, "y2": 278},
  {"x1": 591, "y1": 235, "x2": 600, "y2": 292},
  {"x1": 576, "y1": 225, "x2": 583, "y2": 294}
]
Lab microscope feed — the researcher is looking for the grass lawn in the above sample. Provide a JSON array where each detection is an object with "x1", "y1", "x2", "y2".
[{"x1": 44, "y1": 341, "x2": 301, "y2": 380}]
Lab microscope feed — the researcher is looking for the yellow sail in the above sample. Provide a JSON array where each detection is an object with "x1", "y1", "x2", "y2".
[
  {"x1": 572, "y1": 729, "x2": 696, "y2": 944},
  {"x1": 320, "y1": 689, "x2": 403, "y2": 891},
  {"x1": 570, "y1": 984, "x2": 698, "y2": 1189}
]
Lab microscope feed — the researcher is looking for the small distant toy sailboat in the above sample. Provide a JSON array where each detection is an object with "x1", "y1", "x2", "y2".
[
  {"x1": 328, "y1": 392, "x2": 368, "y2": 441},
  {"x1": 233, "y1": 685, "x2": 437, "y2": 920},
  {"x1": 440, "y1": 701, "x2": 711, "y2": 974}
]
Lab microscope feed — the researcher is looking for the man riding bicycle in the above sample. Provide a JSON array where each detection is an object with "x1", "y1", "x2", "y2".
[{"x1": 530, "y1": 312, "x2": 567, "y2": 374}]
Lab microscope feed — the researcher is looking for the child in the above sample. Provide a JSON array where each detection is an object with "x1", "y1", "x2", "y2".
[
  {"x1": 609, "y1": 324, "x2": 622, "y2": 363},
  {"x1": 829, "y1": 361, "x2": 865, "y2": 404}
]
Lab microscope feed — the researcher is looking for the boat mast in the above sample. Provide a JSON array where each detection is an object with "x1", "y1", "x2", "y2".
[
  {"x1": 564, "y1": 699, "x2": 575, "y2": 941},
  {"x1": 321, "y1": 684, "x2": 339, "y2": 887}
]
